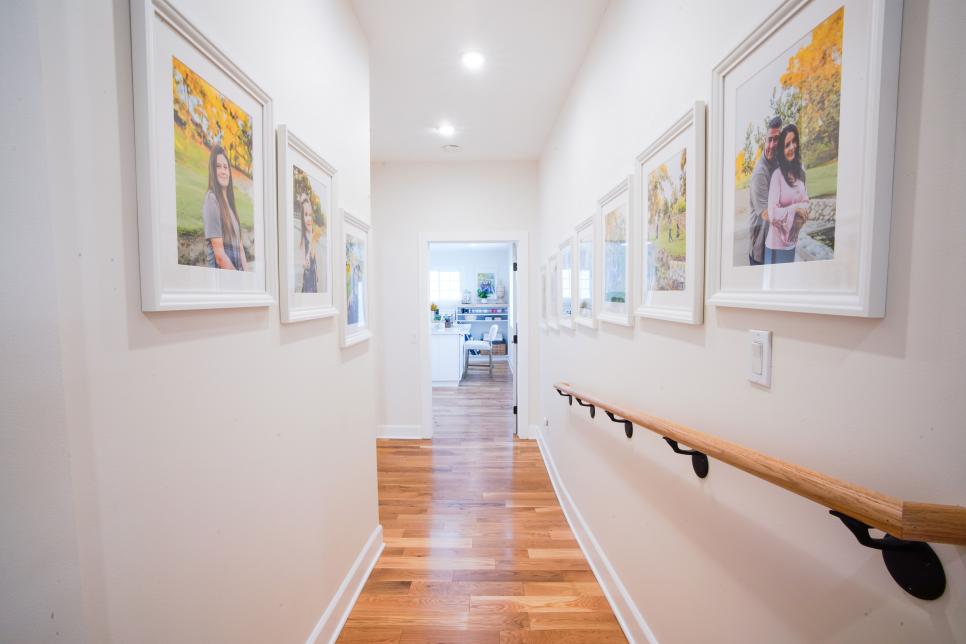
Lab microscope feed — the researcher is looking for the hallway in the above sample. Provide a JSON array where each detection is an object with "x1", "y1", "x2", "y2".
[{"x1": 338, "y1": 364, "x2": 625, "y2": 642}]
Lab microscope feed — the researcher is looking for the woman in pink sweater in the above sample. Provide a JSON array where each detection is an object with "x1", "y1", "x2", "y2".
[{"x1": 764, "y1": 124, "x2": 809, "y2": 264}]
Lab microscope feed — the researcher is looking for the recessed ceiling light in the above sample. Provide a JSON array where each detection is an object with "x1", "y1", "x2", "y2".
[
  {"x1": 436, "y1": 122, "x2": 456, "y2": 137},
  {"x1": 461, "y1": 51, "x2": 485, "y2": 71},
  {"x1": 442, "y1": 144, "x2": 461, "y2": 152}
]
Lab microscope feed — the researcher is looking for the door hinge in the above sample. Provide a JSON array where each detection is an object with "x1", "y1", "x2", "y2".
[
  {"x1": 512, "y1": 405, "x2": 518, "y2": 415},
  {"x1": 512, "y1": 334, "x2": 518, "y2": 344},
  {"x1": 513, "y1": 262, "x2": 518, "y2": 271}
]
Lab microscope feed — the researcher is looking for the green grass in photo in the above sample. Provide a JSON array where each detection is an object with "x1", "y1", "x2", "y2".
[
  {"x1": 174, "y1": 127, "x2": 254, "y2": 235},
  {"x1": 807, "y1": 160, "x2": 837, "y2": 199},
  {"x1": 649, "y1": 232, "x2": 686, "y2": 260}
]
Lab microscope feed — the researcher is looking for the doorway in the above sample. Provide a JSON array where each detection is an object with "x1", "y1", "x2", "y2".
[{"x1": 417, "y1": 231, "x2": 529, "y2": 439}]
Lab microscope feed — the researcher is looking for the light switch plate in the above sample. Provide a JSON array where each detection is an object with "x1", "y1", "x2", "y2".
[{"x1": 749, "y1": 329, "x2": 772, "y2": 387}]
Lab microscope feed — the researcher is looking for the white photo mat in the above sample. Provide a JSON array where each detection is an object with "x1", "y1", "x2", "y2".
[
  {"x1": 707, "y1": 0, "x2": 901, "y2": 316},
  {"x1": 636, "y1": 102, "x2": 706, "y2": 325},
  {"x1": 340, "y1": 211, "x2": 372, "y2": 347},
  {"x1": 131, "y1": 0, "x2": 275, "y2": 311},
  {"x1": 547, "y1": 253, "x2": 560, "y2": 330},
  {"x1": 598, "y1": 177, "x2": 634, "y2": 326},
  {"x1": 575, "y1": 216, "x2": 597, "y2": 329},
  {"x1": 539, "y1": 264, "x2": 548, "y2": 329},
  {"x1": 276, "y1": 125, "x2": 338, "y2": 323},
  {"x1": 558, "y1": 237, "x2": 575, "y2": 329}
]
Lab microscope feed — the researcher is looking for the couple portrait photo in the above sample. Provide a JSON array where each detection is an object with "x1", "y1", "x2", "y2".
[{"x1": 733, "y1": 7, "x2": 843, "y2": 267}]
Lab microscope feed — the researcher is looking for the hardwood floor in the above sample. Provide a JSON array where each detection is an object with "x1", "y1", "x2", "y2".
[{"x1": 338, "y1": 362, "x2": 626, "y2": 643}]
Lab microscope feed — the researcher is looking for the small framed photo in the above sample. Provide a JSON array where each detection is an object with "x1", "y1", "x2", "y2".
[
  {"x1": 547, "y1": 253, "x2": 560, "y2": 330},
  {"x1": 636, "y1": 102, "x2": 706, "y2": 324},
  {"x1": 341, "y1": 212, "x2": 372, "y2": 347},
  {"x1": 539, "y1": 264, "x2": 549, "y2": 330},
  {"x1": 575, "y1": 216, "x2": 597, "y2": 328},
  {"x1": 598, "y1": 177, "x2": 633, "y2": 326},
  {"x1": 707, "y1": 0, "x2": 902, "y2": 316},
  {"x1": 131, "y1": 0, "x2": 275, "y2": 311},
  {"x1": 558, "y1": 237, "x2": 575, "y2": 329},
  {"x1": 276, "y1": 125, "x2": 337, "y2": 322}
]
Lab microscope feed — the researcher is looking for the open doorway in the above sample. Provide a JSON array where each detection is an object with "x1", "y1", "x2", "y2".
[{"x1": 417, "y1": 232, "x2": 529, "y2": 439}]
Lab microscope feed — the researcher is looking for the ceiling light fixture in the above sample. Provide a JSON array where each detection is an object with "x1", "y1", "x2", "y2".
[
  {"x1": 461, "y1": 51, "x2": 485, "y2": 71},
  {"x1": 442, "y1": 144, "x2": 461, "y2": 152},
  {"x1": 436, "y1": 122, "x2": 455, "y2": 137}
]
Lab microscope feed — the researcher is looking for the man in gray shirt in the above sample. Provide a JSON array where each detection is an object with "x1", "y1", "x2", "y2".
[{"x1": 748, "y1": 116, "x2": 783, "y2": 265}]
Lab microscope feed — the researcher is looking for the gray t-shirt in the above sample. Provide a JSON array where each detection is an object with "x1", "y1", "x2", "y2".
[
  {"x1": 748, "y1": 154, "x2": 776, "y2": 263},
  {"x1": 203, "y1": 191, "x2": 243, "y2": 270}
]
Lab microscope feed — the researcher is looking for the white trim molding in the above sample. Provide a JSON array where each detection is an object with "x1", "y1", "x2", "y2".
[
  {"x1": 417, "y1": 231, "x2": 530, "y2": 439},
  {"x1": 537, "y1": 429, "x2": 658, "y2": 644},
  {"x1": 304, "y1": 524, "x2": 384, "y2": 644}
]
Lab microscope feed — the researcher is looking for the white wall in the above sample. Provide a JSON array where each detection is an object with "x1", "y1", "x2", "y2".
[
  {"x1": 429, "y1": 244, "x2": 512, "y2": 310},
  {"x1": 537, "y1": 1, "x2": 966, "y2": 642},
  {"x1": 373, "y1": 161, "x2": 538, "y2": 430},
  {"x1": 3, "y1": 0, "x2": 379, "y2": 642}
]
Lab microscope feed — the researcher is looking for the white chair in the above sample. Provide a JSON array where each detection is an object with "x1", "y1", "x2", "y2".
[{"x1": 464, "y1": 324, "x2": 500, "y2": 373}]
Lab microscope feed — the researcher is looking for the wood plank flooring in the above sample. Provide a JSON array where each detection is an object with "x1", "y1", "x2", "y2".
[{"x1": 339, "y1": 363, "x2": 626, "y2": 643}]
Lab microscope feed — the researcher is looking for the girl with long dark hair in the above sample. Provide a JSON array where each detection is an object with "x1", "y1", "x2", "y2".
[
  {"x1": 202, "y1": 145, "x2": 248, "y2": 271},
  {"x1": 764, "y1": 124, "x2": 809, "y2": 264}
]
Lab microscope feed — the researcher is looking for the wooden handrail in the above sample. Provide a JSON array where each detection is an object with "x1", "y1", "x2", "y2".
[{"x1": 554, "y1": 382, "x2": 966, "y2": 546}]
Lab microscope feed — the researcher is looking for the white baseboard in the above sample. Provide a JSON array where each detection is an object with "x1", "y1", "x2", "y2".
[
  {"x1": 536, "y1": 429, "x2": 658, "y2": 644},
  {"x1": 305, "y1": 524, "x2": 384, "y2": 644},
  {"x1": 517, "y1": 423, "x2": 539, "y2": 440},
  {"x1": 377, "y1": 425, "x2": 424, "y2": 439}
]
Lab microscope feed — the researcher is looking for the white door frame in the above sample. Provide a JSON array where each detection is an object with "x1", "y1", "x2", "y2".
[{"x1": 418, "y1": 231, "x2": 529, "y2": 438}]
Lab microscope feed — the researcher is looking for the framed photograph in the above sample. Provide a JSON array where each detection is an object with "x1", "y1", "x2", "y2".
[
  {"x1": 575, "y1": 216, "x2": 597, "y2": 328},
  {"x1": 341, "y1": 212, "x2": 372, "y2": 347},
  {"x1": 708, "y1": 0, "x2": 902, "y2": 316},
  {"x1": 598, "y1": 177, "x2": 633, "y2": 326},
  {"x1": 547, "y1": 253, "x2": 560, "y2": 330},
  {"x1": 477, "y1": 272, "x2": 496, "y2": 301},
  {"x1": 636, "y1": 102, "x2": 706, "y2": 324},
  {"x1": 558, "y1": 237, "x2": 575, "y2": 329},
  {"x1": 131, "y1": 0, "x2": 275, "y2": 311},
  {"x1": 276, "y1": 125, "x2": 337, "y2": 322},
  {"x1": 539, "y1": 264, "x2": 548, "y2": 330}
]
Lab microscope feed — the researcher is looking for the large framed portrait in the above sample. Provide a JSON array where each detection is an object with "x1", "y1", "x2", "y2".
[
  {"x1": 598, "y1": 177, "x2": 633, "y2": 326},
  {"x1": 131, "y1": 0, "x2": 275, "y2": 311},
  {"x1": 547, "y1": 253, "x2": 560, "y2": 330},
  {"x1": 575, "y1": 216, "x2": 597, "y2": 329},
  {"x1": 341, "y1": 212, "x2": 372, "y2": 347},
  {"x1": 276, "y1": 125, "x2": 337, "y2": 323},
  {"x1": 636, "y1": 102, "x2": 706, "y2": 325},
  {"x1": 558, "y1": 237, "x2": 575, "y2": 329},
  {"x1": 708, "y1": 0, "x2": 902, "y2": 316}
]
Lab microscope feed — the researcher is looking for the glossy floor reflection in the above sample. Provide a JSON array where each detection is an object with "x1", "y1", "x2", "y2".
[{"x1": 338, "y1": 362, "x2": 626, "y2": 642}]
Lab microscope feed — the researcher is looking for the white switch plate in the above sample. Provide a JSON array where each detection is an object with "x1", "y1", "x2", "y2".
[{"x1": 749, "y1": 329, "x2": 772, "y2": 387}]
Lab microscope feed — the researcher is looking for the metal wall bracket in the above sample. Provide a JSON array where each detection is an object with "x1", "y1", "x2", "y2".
[
  {"x1": 830, "y1": 511, "x2": 946, "y2": 600},
  {"x1": 605, "y1": 411, "x2": 633, "y2": 438},
  {"x1": 555, "y1": 388, "x2": 572, "y2": 405},
  {"x1": 663, "y1": 438, "x2": 709, "y2": 478},
  {"x1": 575, "y1": 397, "x2": 596, "y2": 418}
]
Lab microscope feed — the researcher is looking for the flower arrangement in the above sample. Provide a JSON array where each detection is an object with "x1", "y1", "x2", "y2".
[{"x1": 476, "y1": 285, "x2": 493, "y2": 300}]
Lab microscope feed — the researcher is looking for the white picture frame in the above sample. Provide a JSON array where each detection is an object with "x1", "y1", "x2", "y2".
[
  {"x1": 547, "y1": 253, "x2": 560, "y2": 330},
  {"x1": 558, "y1": 237, "x2": 575, "y2": 329},
  {"x1": 131, "y1": 0, "x2": 275, "y2": 311},
  {"x1": 539, "y1": 264, "x2": 549, "y2": 330},
  {"x1": 598, "y1": 177, "x2": 634, "y2": 326},
  {"x1": 575, "y1": 216, "x2": 597, "y2": 329},
  {"x1": 340, "y1": 211, "x2": 372, "y2": 347},
  {"x1": 276, "y1": 125, "x2": 338, "y2": 323},
  {"x1": 636, "y1": 102, "x2": 706, "y2": 325},
  {"x1": 707, "y1": 0, "x2": 901, "y2": 317}
]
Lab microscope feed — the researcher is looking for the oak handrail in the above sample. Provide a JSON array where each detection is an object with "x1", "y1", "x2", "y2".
[{"x1": 553, "y1": 382, "x2": 966, "y2": 546}]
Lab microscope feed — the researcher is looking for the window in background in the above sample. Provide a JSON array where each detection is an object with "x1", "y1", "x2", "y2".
[{"x1": 430, "y1": 270, "x2": 461, "y2": 301}]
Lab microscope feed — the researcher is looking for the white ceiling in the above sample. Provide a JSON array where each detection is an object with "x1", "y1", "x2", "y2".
[{"x1": 351, "y1": 0, "x2": 610, "y2": 161}]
